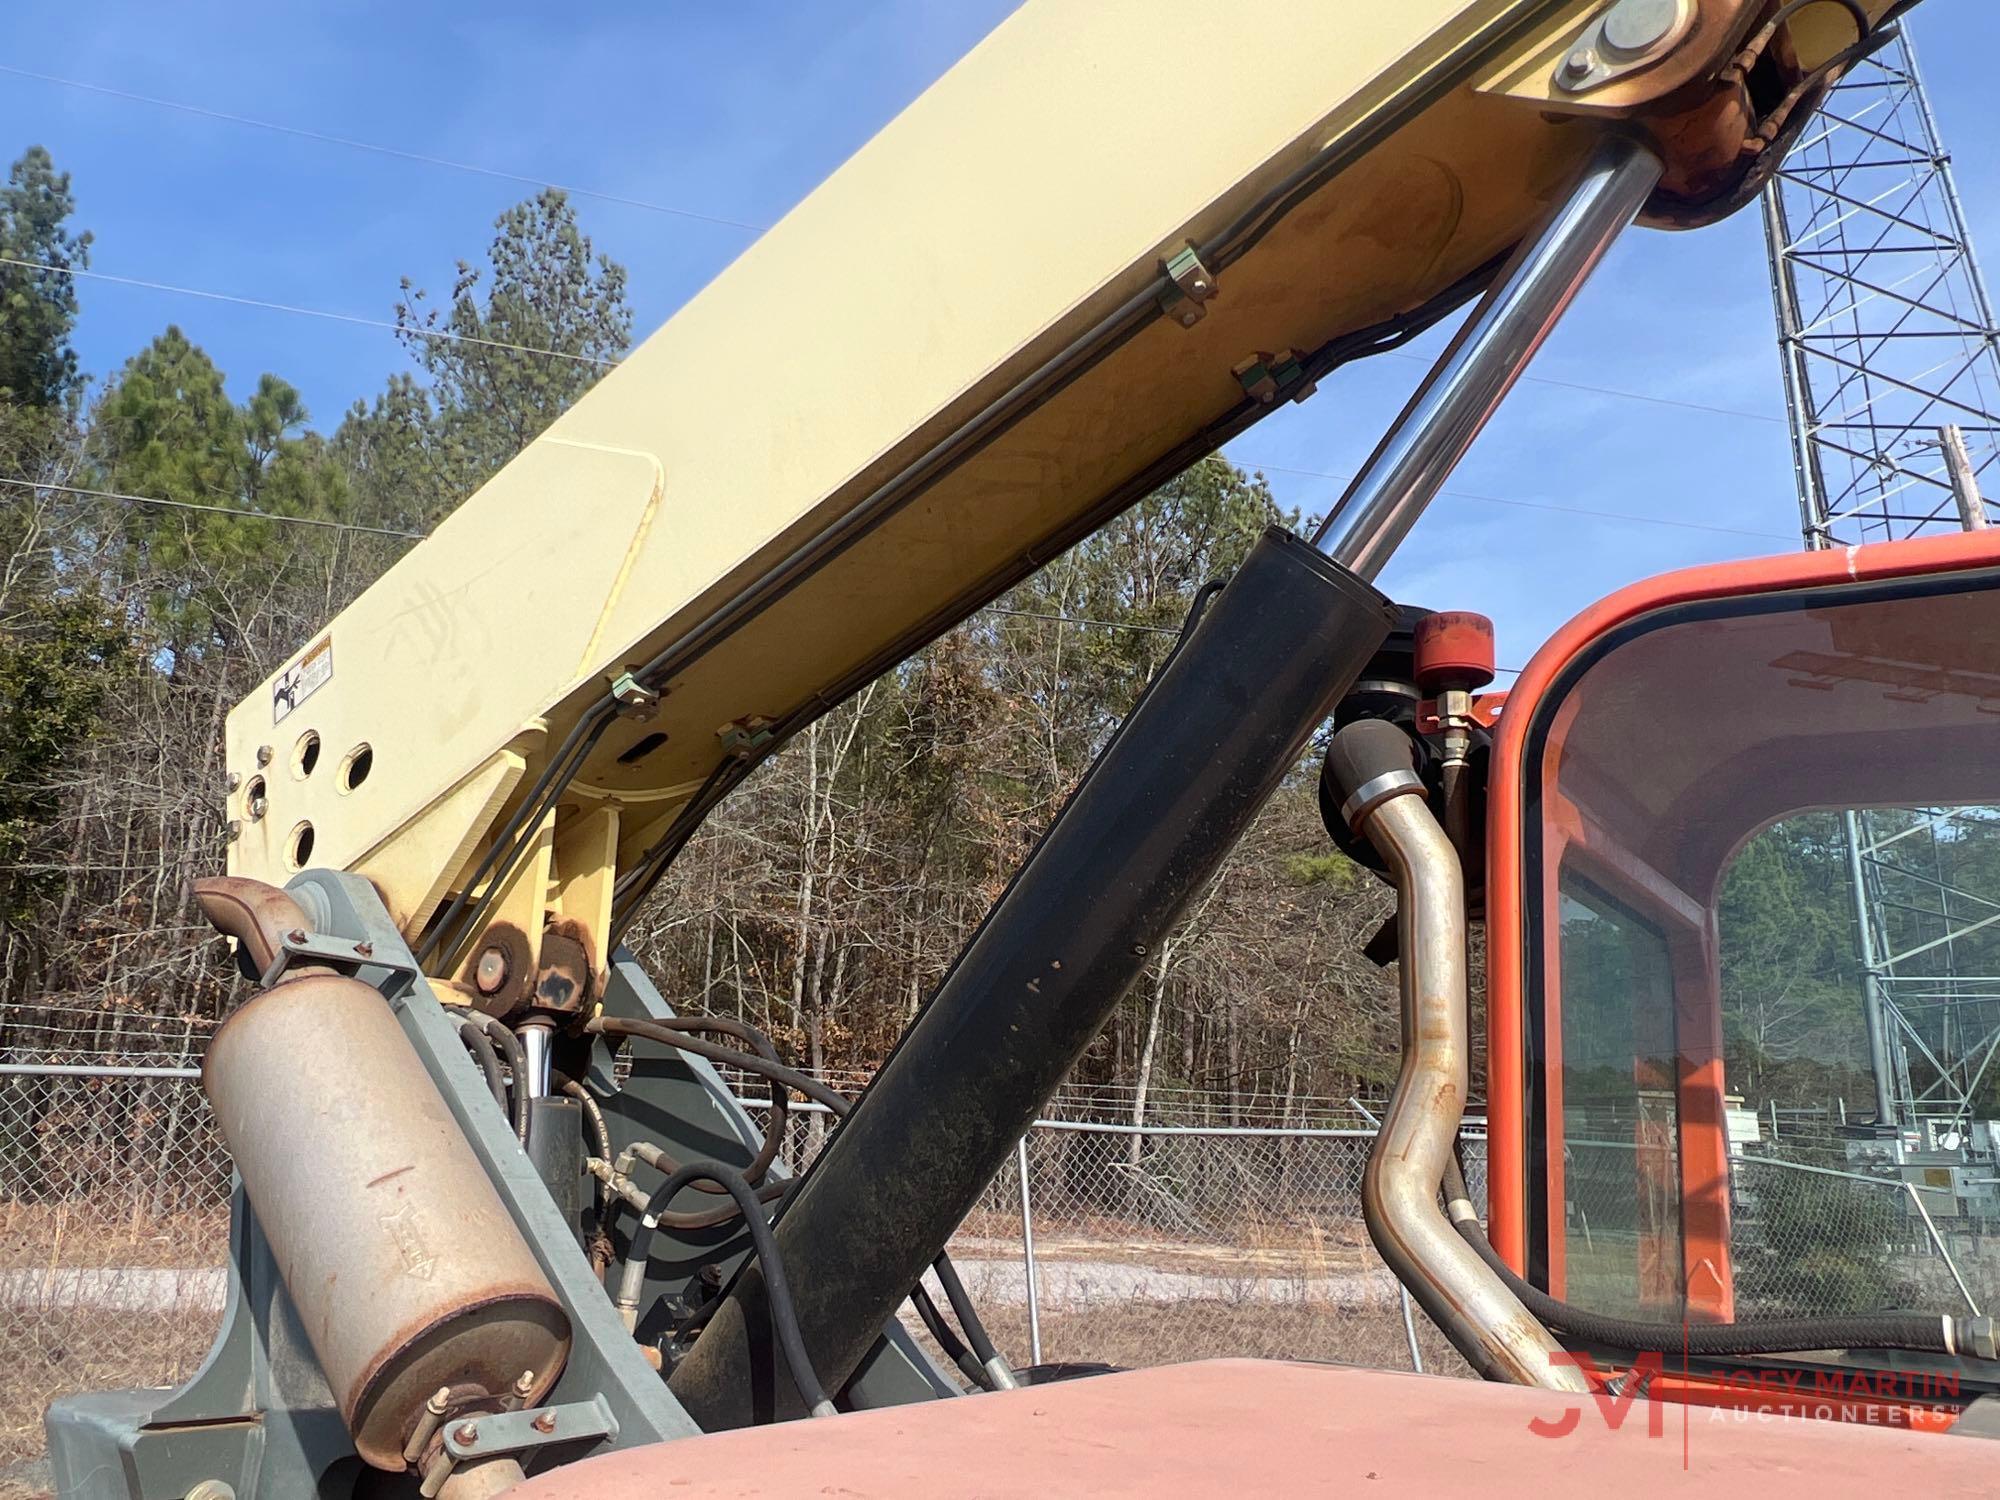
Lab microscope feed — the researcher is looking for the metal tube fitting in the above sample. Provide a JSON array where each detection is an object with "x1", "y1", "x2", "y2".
[
  {"x1": 402, "y1": 1387, "x2": 454, "y2": 1466},
  {"x1": 1327, "y1": 724, "x2": 1587, "y2": 1393}
]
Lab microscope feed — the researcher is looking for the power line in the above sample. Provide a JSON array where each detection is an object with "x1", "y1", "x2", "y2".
[
  {"x1": 1235, "y1": 458, "x2": 1796, "y2": 542},
  {"x1": 982, "y1": 606, "x2": 1180, "y2": 637},
  {"x1": 0, "y1": 63, "x2": 765, "y2": 234},
  {"x1": 11, "y1": 246, "x2": 1793, "y2": 462},
  {"x1": 0, "y1": 256, "x2": 617, "y2": 368},
  {"x1": 1382, "y1": 349, "x2": 1785, "y2": 426},
  {"x1": 5, "y1": 259, "x2": 1779, "y2": 433},
  {"x1": 6, "y1": 481, "x2": 1545, "y2": 669},
  {"x1": 0, "y1": 477, "x2": 427, "y2": 540},
  {"x1": 3, "y1": 66, "x2": 1802, "y2": 437}
]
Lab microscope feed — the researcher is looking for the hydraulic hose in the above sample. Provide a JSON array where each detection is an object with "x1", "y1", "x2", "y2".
[
  {"x1": 932, "y1": 1253, "x2": 1019, "y2": 1390},
  {"x1": 558, "y1": 1073, "x2": 613, "y2": 1164},
  {"x1": 592, "y1": 1012, "x2": 1016, "y2": 1387},
  {"x1": 617, "y1": 1161, "x2": 837, "y2": 1419},
  {"x1": 590, "y1": 1016, "x2": 841, "y2": 1116},
  {"x1": 620, "y1": 1140, "x2": 790, "y2": 1231},
  {"x1": 458, "y1": 1022, "x2": 508, "y2": 1116},
  {"x1": 626, "y1": 1017, "x2": 789, "y2": 1190},
  {"x1": 1439, "y1": 1159, "x2": 1999, "y2": 1361},
  {"x1": 909, "y1": 1281, "x2": 984, "y2": 1391},
  {"x1": 477, "y1": 1015, "x2": 532, "y2": 1146}
]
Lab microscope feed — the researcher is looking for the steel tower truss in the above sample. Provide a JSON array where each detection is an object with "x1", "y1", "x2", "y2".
[{"x1": 1763, "y1": 27, "x2": 2000, "y2": 1131}]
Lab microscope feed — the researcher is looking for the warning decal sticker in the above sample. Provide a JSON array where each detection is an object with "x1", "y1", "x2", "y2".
[{"x1": 273, "y1": 635, "x2": 333, "y2": 724}]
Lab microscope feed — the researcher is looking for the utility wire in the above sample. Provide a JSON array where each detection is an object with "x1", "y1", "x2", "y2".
[
  {"x1": 4, "y1": 259, "x2": 1783, "y2": 432},
  {"x1": 1381, "y1": 348, "x2": 1787, "y2": 426},
  {"x1": 982, "y1": 606, "x2": 1180, "y2": 637},
  {"x1": 0, "y1": 256, "x2": 617, "y2": 368},
  {"x1": 6, "y1": 484, "x2": 1551, "y2": 674},
  {"x1": 3, "y1": 71, "x2": 1792, "y2": 430},
  {"x1": 1235, "y1": 458, "x2": 1796, "y2": 542},
  {"x1": 0, "y1": 477, "x2": 427, "y2": 540},
  {"x1": 0, "y1": 262, "x2": 1790, "y2": 544},
  {"x1": 0, "y1": 63, "x2": 765, "y2": 234},
  {"x1": 0, "y1": 469, "x2": 1534, "y2": 661}
]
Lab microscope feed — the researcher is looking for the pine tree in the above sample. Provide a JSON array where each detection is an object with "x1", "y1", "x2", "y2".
[
  {"x1": 0, "y1": 146, "x2": 92, "y2": 412},
  {"x1": 340, "y1": 189, "x2": 631, "y2": 530}
]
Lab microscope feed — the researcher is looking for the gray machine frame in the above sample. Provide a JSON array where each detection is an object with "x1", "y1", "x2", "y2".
[{"x1": 44, "y1": 871, "x2": 949, "y2": 1499}]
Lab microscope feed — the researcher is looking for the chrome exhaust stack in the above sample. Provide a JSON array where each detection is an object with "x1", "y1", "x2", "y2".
[{"x1": 1326, "y1": 723, "x2": 1586, "y2": 1393}]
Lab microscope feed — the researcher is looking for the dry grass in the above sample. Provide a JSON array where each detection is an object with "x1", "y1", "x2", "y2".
[
  {"x1": 1, "y1": 1200, "x2": 229, "y2": 1497},
  {"x1": 2, "y1": 1203, "x2": 226, "y2": 1486},
  {"x1": 0, "y1": 1304, "x2": 218, "y2": 1486},
  {"x1": 904, "y1": 1296, "x2": 1474, "y2": 1384},
  {"x1": 0, "y1": 1203, "x2": 228, "y2": 1271}
]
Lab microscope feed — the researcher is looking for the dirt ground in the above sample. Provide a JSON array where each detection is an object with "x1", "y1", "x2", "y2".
[
  {"x1": 0, "y1": 1305, "x2": 216, "y2": 1496},
  {"x1": 905, "y1": 1294, "x2": 1474, "y2": 1382},
  {"x1": 0, "y1": 1211, "x2": 1461, "y2": 1497}
]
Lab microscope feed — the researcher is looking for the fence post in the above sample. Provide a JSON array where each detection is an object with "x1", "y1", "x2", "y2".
[
  {"x1": 1399, "y1": 1286, "x2": 1424, "y2": 1373},
  {"x1": 1903, "y1": 1180, "x2": 1982, "y2": 1315},
  {"x1": 1017, "y1": 1133, "x2": 1042, "y2": 1365}
]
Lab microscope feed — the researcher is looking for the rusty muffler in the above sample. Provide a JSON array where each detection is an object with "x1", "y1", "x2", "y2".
[
  {"x1": 1325, "y1": 725, "x2": 1586, "y2": 1393},
  {"x1": 197, "y1": 877, "x2": 570, "y2": 1471}
]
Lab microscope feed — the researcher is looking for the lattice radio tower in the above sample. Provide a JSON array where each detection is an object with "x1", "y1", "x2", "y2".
[{"x1": 1763, "y1": 24, "x2": 2000, "y2": 1132}]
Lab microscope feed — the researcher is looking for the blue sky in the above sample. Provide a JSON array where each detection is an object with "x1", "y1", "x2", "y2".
[{"x1": 3, "y1": 0, "x2": 1997, "y2": 675}]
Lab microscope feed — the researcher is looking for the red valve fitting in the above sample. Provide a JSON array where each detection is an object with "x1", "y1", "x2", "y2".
[{"x1": 1413, "y1": 611, "x2": 1496, "y2": 696}]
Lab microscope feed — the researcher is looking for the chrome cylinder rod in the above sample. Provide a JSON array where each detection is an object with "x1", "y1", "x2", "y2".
[{"x1": 1312, "y1": 137, "x2": 1664, "y2": 578}]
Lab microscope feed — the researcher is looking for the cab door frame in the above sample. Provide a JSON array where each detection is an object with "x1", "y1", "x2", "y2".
[{"x1": 1484, "y1": 527, "x2": 2000, "y2": 1308}]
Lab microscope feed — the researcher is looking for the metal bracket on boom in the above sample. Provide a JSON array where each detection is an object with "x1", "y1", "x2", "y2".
[
  {"x1": 717, "y1": 715, "x2": 777, "y2": 758},
  {"x1": 1159, "y1": 243, "x2": 1218, "y2": 327},
  {"x1": 609, "y1": 671, "x2": 662, "y2": 721},
  {"x1": 1232, "y1": 350, "x2": 1317, "y2": 406},
  {"x1": 1552, "y1": 0, "x2": 1695, "y2": 93}
]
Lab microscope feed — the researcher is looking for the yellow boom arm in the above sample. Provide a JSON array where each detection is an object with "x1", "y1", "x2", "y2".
[{"x1": 221, "y1": 0, "x2": 1884, "y2": 1006}]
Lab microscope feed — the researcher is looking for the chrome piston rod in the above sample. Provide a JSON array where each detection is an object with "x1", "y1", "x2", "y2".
[{"x1": 1312, "y1": 136, "x2": 1664, "y2": 578}]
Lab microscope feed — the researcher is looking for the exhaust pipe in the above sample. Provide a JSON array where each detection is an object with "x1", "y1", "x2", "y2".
[{"x1": 1326, "y1": 723, "x2": 1586, "y2": 1393}]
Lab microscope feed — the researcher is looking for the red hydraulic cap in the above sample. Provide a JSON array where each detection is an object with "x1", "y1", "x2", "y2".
[{"x1": 1413, "y1": 610, "x2": 1496, "y2": 695}]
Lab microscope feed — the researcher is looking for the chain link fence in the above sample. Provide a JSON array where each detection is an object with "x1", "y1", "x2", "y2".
[
  {"x1": 1558, "y1": 1135, "x2": 1998, "y2": 1321},
  {"x1": 0, "y1": 1065, "x2": 232, "y2": 1489},
  {"x1": 5, "y1": 1062, "x2": 1996, "y2": 1489}
]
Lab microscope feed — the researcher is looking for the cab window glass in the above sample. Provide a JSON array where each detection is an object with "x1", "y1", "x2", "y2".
[
  {"x1": 1719, "y1": 807, "x2": 2000, "y2": 1316},
  {"x1": 1557, "y1": 877, "x2": 1683, "y2": 1313},
  {"x1": 1525, "y1": 574, "x2": 2000, "y2": 1321}
]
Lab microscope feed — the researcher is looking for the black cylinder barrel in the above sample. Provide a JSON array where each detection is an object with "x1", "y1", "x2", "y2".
[
  {"x1": 668, "y1": 527, "x2": 1394, "y2": 1426},
  {"x1": 527, "y1": 1094, "x2": 587, "y2": 1244}
]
